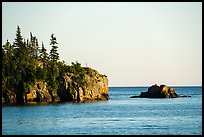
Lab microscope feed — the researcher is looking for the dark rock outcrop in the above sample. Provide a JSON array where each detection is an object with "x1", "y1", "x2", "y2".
[{"x1": 130, "y1": 84, "x2": 191, "y2": 98}]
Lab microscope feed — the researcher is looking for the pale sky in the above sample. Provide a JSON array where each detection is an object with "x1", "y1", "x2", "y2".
[{"x1": 2, "y1": 2, "x2": 202, "y2": 87}]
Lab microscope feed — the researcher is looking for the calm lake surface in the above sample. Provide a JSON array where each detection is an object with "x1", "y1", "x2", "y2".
[{"x1": 2, "y1": 86, "x2": 202, "y2": 135}]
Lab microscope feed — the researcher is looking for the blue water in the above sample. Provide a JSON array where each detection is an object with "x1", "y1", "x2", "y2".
[{"x1": 2, "y1": 86, "x2": 202, "y2": 135}]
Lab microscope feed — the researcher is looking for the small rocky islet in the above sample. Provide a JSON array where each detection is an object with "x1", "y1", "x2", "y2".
[{"x1": 130, "y1": 84, "x2": 191, "y2": 98}]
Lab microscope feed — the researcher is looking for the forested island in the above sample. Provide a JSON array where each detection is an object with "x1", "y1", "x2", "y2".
[{"x1": 2, "y1": 26, "x2": 109, "y2": 104}]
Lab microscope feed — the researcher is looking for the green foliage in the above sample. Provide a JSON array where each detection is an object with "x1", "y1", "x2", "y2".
[
  {"x1": 39, "y1": 42, "x2": 49, "y2": 64},
  {"x1": 2, "y1": 40, "x2": 16, "y2": 100},
  {"x1": 46, "y1": 62, "x2": 59, "y2": 96},
  {"x1": 57, "y1": 60, "x2": 69, "y2": 76},
  {"x1": 69, "y1": 61, "x2": 86, "y2": 88},
  {"x1": 2, "y1": 26, "x2": 91, "y2": 103},
  {"x1": 69, "y1": 86, "x2": 75, "y2": 94},
  {"x1": 36, "y1": 67, "x2": 46, "y2": 80},
  {"x1": 2, "y1": 27, "x2": 43, "y2": 103},
  {"x1": 69, "y1": 61, "x2": 85, "y2": 75},
  {"x1": 24, "y1": 64, "x2": 36, "y2": 83},
  {"x1": 29, "y1": 32, "x2": 40, "y2": 59},
  {"x1": 14, "y1": 26, "x2": 24, "y2": 49},
  {"x1": 45, "y1": 34, "x2": 60, "y2": 98}
]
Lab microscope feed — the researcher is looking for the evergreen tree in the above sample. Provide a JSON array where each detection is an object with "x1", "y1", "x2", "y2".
[
  {"x1": 47, "y1": 34, "x2": 60, "y2": 100},
  {"x1": 14, "y1": 26, "x2": 24, "y2": 50},
  {"x1": 13, "y1": 26, "x2": 29, "y2": 103},
  {"x1": 13, "y1": 26, "x2": 25, "y2": 83},
  {"x1": 29, "y1": 32, "x2": 35, "y2": 58},
  {"x1": 2, "y1": 40, "x2": 16, "y2": 102},
  {"x1": 2, "y1": 40, "x2": 14, "y2": 76},
  {"x1": 39, "y1": 42, "x2": 49, "y2": 63},
  {"x1": 35, "y1": 38, "x2": 40, "y2": 59},
  {"x1": 49, "y1": 34, "x2": 59, "y2": 62},
  {"x1": 34, "y1": 42, "x2": 48, "y2": 81}
]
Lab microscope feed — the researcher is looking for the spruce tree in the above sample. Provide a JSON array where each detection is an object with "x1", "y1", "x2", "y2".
[
  {"x1": 39, "y1": 42, "x2": 49, "y2": 63},
  {"x1": 14, "y1": 26, "x2": 24, "y2": 50},
  {"x1": 49, "y1": 34, "x2": 59, "y2": 62},
  {"x1": 13, "y1": 26, "x2": 28, "y2": 103},
  {"x1": 36, "y1": 42, "x2": 49, "y2": 80},
  {"x1": 2, "y1": 40, "x2": 14, "y2": 76},
  {"x1": 2, "y1": 40, "x2": 16, "y2": 102},
  {"x1": 13, "y1": 26, "x2": 24, "y2": 83},
  {"x1": 47, "y1": 34, "x2": 60, "y2": 100}
]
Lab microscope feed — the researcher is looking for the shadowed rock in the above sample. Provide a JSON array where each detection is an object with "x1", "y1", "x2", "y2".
[{"x1": 130, "y1": 84, "x2": 191, "y2": 98}]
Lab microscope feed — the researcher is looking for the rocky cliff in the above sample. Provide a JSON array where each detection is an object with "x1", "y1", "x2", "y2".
[
  {"x1": 2, "y1": 67, "x2": 109, "y2": 103},
  {"x1": 57, "y1": 67, "x2": 109, "y2": 102},
  {"x1": 25, "y1": 81, "x2": 53, "y2": 102}
]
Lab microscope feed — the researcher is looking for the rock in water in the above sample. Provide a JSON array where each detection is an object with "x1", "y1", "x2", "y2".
[
  {"x1": 147, "y1": 84, "x2": 161, "y2": 98},
  {"x1": 168, "y1": 88, "x2": 177, "y2": 98},
  {"x1": 148, "y1": 84, "x2": 160, "y2": 93},
  {"x1": 130, "y1": 84, "x2": 191, "y2": 98}
]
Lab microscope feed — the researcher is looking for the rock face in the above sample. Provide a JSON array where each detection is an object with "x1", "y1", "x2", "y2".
[
  {"x1": 25, "y1": 81, "x2": 53, "y2": 102},
  {"x1": 130, "y1": 84, "x2": 191, "y2": 98},
  {"x1": 57, "y1": 67, "x2": 109, "y2": 102}
]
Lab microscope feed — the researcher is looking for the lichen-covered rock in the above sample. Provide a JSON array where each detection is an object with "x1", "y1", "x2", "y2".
[
  {"x1": 58, "y1": 67, "x2": 109, "y2": 102},
  {"x1": 25, "y1": 81, "x2": 52, "y2": 102}
]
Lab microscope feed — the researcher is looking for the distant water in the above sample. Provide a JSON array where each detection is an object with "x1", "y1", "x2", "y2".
[{"x1": 2, "y1": 86, "x2": 202, "y2": 135}]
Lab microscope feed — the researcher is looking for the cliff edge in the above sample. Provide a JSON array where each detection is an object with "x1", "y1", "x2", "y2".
[{"x1": 2, "y1": 67, "x2": 109, "y2": 104}]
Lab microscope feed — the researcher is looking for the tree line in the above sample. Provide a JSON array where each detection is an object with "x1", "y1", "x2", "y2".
[{"x1": 2, "y1": 26, "x2": 86, "y2": 103}]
